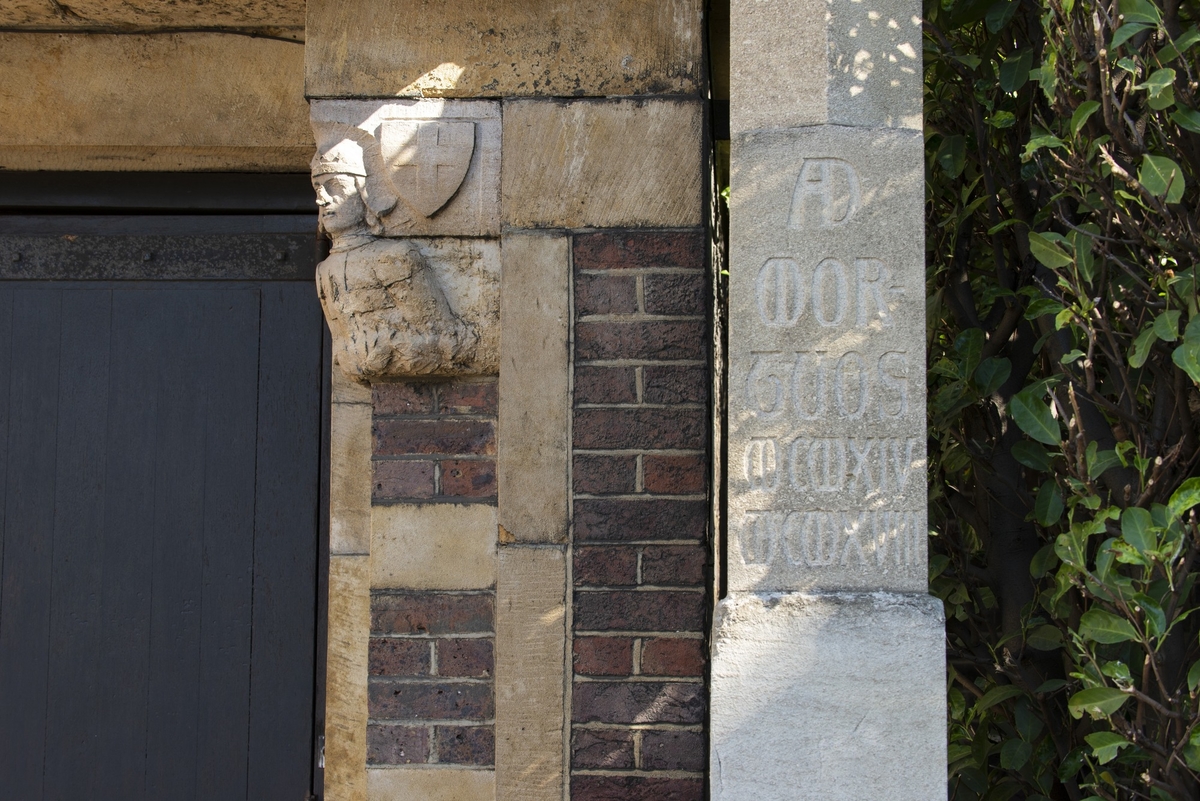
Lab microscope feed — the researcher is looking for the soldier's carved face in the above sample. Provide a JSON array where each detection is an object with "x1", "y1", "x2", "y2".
[{"x1": 314, "y1": 173, "x2": 366, "y2": 237}]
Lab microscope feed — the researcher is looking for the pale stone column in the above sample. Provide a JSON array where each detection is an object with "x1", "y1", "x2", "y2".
[{"x1": 712, "y1": 0, "x2": 945, "y2": 798}]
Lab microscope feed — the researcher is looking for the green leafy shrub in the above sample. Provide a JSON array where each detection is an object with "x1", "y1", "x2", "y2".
[{"x1": 924, "y1": 0, "x2": 1200, "y2": 796}]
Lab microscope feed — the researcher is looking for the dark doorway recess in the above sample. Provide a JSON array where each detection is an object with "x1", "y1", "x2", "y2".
[{"x1": 0, "y1": 179, "x2": 328, "y2": 801}]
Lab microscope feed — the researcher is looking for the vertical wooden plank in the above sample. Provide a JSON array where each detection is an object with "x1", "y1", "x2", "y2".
[
  {"x1": 92, "y1": 289, "x2": 167, "y2": 799},
  {"x1": 0, "y1": 288, "x2": 62, "y2": 800},
  {"x1": 246, "y1": 282, "x2": 324, "y2": 798},
  {"x1": 193, "y1": 288, "x2": 261, "y2": 800},
  {"x1": 42, "y1": 290, "x2": 113, "y2": 801},
  {"x1": 143, "y1": 289, "x2": 209, "y2": 800}
]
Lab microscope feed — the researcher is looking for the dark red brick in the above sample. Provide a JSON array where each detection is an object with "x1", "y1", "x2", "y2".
[
  {"x1": 374, "y1": 382, "x2": 435, "y2": 415},
  {"x1": 575, "y1": 366, "x2": 637, "y2": 404},
  {"x1": 437, "y1": 638, "x2": 493, "y2": 678},
  {"x1": 440, "y1": 459, "x2": 497, "y2": 498},
  {"x1": 438, "y1": 380, "x2": 498, "y2": 415},
  {"x1": 643, "y1": 273, "x2": 706, "y2": 316},
  {"x1": 640, "y1": 545, "x2": 707, "y2": 587},
  {"x1": 643, "y1": 454, "x2": 707, "y2": 494},
  {"x1": 571, "y1": 681, "x2": 705, "y2": 724},
  {"x1": 573, "y1": 408, "x2": 706, "y2": 450},
  {"x1": 574, "y1": 546, "x2": 638, "y2": 587},
  {"x1": 373, "y1": 460, "x2": 436, "y2": 501},
  {"x1": 369, "y1": 637, "x2": 429, "y2": 677},
  {"x1": 571, "y1": 728, "x2": 635, "y2": 769},
  {"x1": 574, "y1": 499, "x2": 707, "y2": 542},
  {"x1": 369, "y1": 680, "x2": 494, "y2": 721},
  {"x1": 435, "y1": 725, "x2": 494, "y2": 766},
  {"x1": 642, "y1": 365, "x2": 708, "y2": 405},
  {"x1": 573, "y1": 590, "x2": 706, "y2": 632},
  {"x1": 575, "y1": 320, "x2": 706, "y2": 361},
  {"x1": 576, "y1": 273, "x2": 638, "y2": 316},
  {"x1": 372, "y1": 592, "x2": 493, "y2": 636},
  {"x1": 573, "y1": 232, "x2": 704, "y2": 271},
  {"x1": 641, "y1": 730, "x2": 706, "y2": 771},
  {"x1": 570, "y1": 776, "x2": 704, "y2": 801},
  {"x1": 573, "y1": 636, "x2": 634, "y2": 676},
  {"x1": 374, "y1": 419, "x2": 495, "y2": 457},
  {"x1": 366, "y1": 724, "x2": 428, "y2": 765},
  {"x1": 640, "y1": 637, "x2": 706, "y2": 678},
  {"x1": 573, "y1": 454, "x2": 637, "y2": 495}
]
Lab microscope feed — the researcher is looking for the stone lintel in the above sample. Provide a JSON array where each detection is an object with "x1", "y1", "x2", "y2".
[
  {"x1": 371, "y1": 503, "x2": 497, "y2": 590},
  {"x1": 304, "y1": 0, "x2": 703, "y2": 99},
  {"x1": 0, "y1": 0, "x2": 304, "y2": 28}
]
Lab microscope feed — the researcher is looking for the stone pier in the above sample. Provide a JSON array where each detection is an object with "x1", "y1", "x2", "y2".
[{"x1": 711, "y1": 0, "x2": 945, "y2": 798}]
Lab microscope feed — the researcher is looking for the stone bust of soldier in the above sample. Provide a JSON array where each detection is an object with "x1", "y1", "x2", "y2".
[{"x1": 311, "y1": 135, "x2": 482, "y2": 378}]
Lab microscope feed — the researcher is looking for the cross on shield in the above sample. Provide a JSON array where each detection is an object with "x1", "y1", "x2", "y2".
[{"x1": 379, "y1": 120, "x2": 476, "y2": 218}]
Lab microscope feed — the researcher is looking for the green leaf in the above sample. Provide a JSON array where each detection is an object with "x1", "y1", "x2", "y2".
[
  {"x1": 1119, "y1": 0, "x2": 1161, "y2": 24},
  {"x1": 999, "y1": 49, "x2": 1033, "y2": 92},
  {"x1": 1121, "y1": 507, "x2": 1155, "y2": 553},
  {"x1": 1086, "y1": 442, "x2": 1122, "y2": 480},
  {"x1": 1187, "y1": 660, "x2": 1200, "y2": 692},
  {"x1": 1061, "y1": 349, "x2": 1085, "y2": 365},
  {"x1": 955, "y1": 328, "x2": 985, "y2": 376},
  {"x1": 1068, "y1": 687, "x2": 1130, "y2": 719},
  {"x1": 1025, "y1": 297, "x2": 1066, "y2": 319},
  {"x1": 1157, "y1": 26, "x2": 1200, "y2": 61},
  {"x1": 1154, "y1": 310, "x2": 1182, "y2": 342},
  {"x1": 1035, "y1": 480, "x2": 1064, "y2": 525},
  {"x1": 1173, "y1": 340, "x2": 1200, "y2": 382},
  {"x1": 1000, "y1": 739, "x2": 1032, "y2": 770},
  {"x1": 976, "y1": 684, "x2": 1024, "y2": 710},
  {"x1": 1169, "y1": 477, "x2": 1200, "y2": 517},
  {"x1": 990, "y1": 110, "x2": 1016, "y2": 128},
  {"x1": 974, "y1": 357, "x2": 1012, "y2": 395},
  {"x1": 1085, "y1": 732, "x2": 1131, "y2": 764},
  {"x1": 1148, "y1": 85, "x2": 1176, "y2": 110},
  {"x1": 1134, "y1": 593, "x2": 1166, "y2": 637},
  {"x1": 1028, "y1": 231, "x2": 1074, "y2": 268},
  {"x1": 1027, "y1": 623, "x2": 1063, "y2": 650},
  {"x1": 1112, "y1": 21, "x2": 1154, "y2": 49},
  {"x1": 937, "y1": 135, "x2": 966, "y2": 178},
  {"x1": 1140, "y1": 154, "x2": 1187, "y2": 203},
  {"x1": 1071, "y1": 229, "x2": 1096, "y2": 282},
  {"x1": 1130, "y1": 326, "x2": 1158, "y2": 368},
  {"x1": 1172, "y1": 107, "x2": 1200, "y2": 133},
  {"x1": 1079, "y1": 609, "x2": 1140, "y2": 643},
  {"x1": 1023, "y1": 133, "x2": 1065, "y2": 161},
  {"x1": 1136, "y1": 68, "x2": 1176, "y2": 98},
  {"x1": 1011, "y1": 388, "x2": 1060, "y2": 445},
  {"x1": 986, "y1": 0, "x2": 1018, "y2": 31},
  {"x1": 1013, "y1": 441, "x2": 1052, "y2": 471}
]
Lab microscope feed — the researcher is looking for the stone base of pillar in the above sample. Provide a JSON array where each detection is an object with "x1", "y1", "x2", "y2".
[{"x1": 710, "y1": 592, "x2": 945, "y2": 801}]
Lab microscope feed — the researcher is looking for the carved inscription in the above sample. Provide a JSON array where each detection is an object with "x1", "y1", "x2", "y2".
[
  {"x1": 738, "y1": 509, "x2": 923, "y2": 570},
  {"x1": 756, "y1": 257, "x2": 904, "y2": 329},
  {"x1": 743, "y1": 437, "x2": 920, "y2": 495},
  {"x1": 789, "y1": 158, "x2": 861, "y2": 229},
  {"x1": 746, "y1": 351, "x2": 910, "y2": 420}
]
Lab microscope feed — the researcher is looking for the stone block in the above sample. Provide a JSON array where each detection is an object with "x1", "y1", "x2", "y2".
[
  {"x1": 305, "y1": 0, "x2": 702, "y2": 98},
  {"x1": 502, "y1": 100, "x2": 703, "y2": 229},
  {"x1": 371, "y1": 504, "x2": 497, "y2": 590},
  {"x1": 310, "y1": 99, "x2": 500, "y2": 237},
  {"x1": 326, "y1": 555, "x2": 371, "y2": 801},
  {"x1": 332, "y1": 367, "x2": 372, "y2": 405},
  {"x1": 1, "y1": 0, "x2": 303, "y2": 27},
  {"x1": 497, "y1": 234, "x2": 570, "y2": 544},
  {"x1": 730, "y1": 0, "x2": 922, "y2": 132},
  {"x1": 727, "y1": 125, "x2": 926, "y2": 593},
  {"x1": 367, "y1": 766, "x2": 495, "y2": 801},
  {"x1": 330, "y1": 401, "x2": 372, "y2": 555},
  {"x1": 710, "y1": 592, "x2": 945, "y2": 800},
  {"x1": 0, "y1": 34, "x2": 310, "y2": 171},
  {"x1": 494, "y1": 545, "x2": 566, "y2": 801}
]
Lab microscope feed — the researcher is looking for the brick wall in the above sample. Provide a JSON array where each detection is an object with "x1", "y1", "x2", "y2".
[{"x1": 570, "y1": 231, "x2": 711, "y2": 801}]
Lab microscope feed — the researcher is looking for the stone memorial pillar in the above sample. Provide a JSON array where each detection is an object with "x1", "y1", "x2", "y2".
[{"x1": 711, "y1": 0, "x2": 945, "y2": 798}]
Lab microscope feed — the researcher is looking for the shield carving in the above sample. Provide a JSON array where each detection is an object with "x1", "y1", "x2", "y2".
[{"x1": 379, "y1": 120, "x2": 476, "y2": 218}]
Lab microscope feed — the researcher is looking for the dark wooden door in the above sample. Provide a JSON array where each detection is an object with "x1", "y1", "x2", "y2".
[{"x1": 0, "y1": 281, "x2": 325, "y2": 800}]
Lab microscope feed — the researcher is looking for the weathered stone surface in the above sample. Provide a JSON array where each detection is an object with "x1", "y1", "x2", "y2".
[
  {"x1": 366, "y1": 766, "x2": 495, "y2": 801},
  {"x1": 730, "y1": 0, "x2": 922, "y2": 133},
  {"x1": 316, "y1": 237, "x2": 500, "y2": 380},
  {"x1": 497, "y1": 234, "x2": 570, "y2": 544},
  {"x1": 502, "y1": 99, "x2": 703, "y2": 229},
  {"x1": 0, "y1": 33, "x2": 309, "y2": 171},
  {"x1": 0, "y1": 0, "x2": 303, "y2": 27},
  {"x1": 330, "y1": 401, "x2": 373, "y2": 555},
  {"x1": 326, "y1": 555, "x2": 371, "y2": 801},
  {"x1": 310, "y1": 100, "x2": 501, "y2": 237},
  {"x1": 710, "y1": 593, "x2": 945, "y2": 800},
  {"x1": 305, "y1": 0, "x2": 702, "y2": 98},
  {"x1": 727, "y1": 126, "x2": 926, "y2": 593},
  {"x1": 332, "y1": 366, "x2": 373, "y2": 405},
  {"x1": 371, "y1": 503, "x2": 497, "y2": 590},
  {"x1": 495, "y1": 545, "x2": 566, "y2": 801}
]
